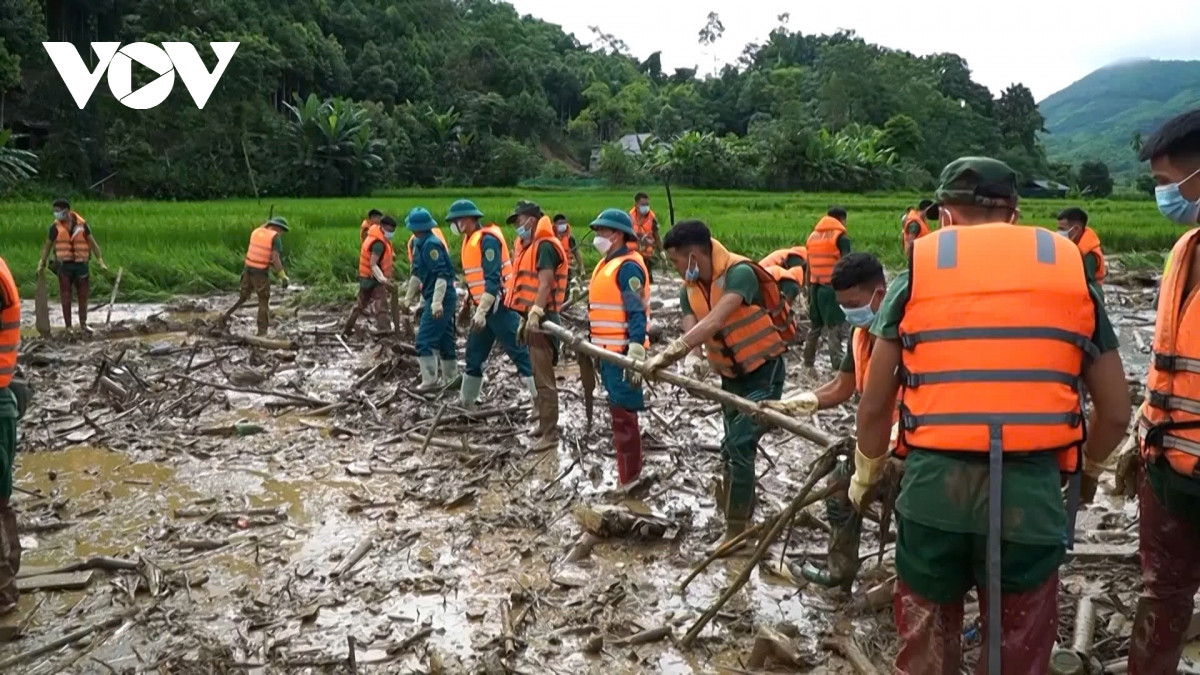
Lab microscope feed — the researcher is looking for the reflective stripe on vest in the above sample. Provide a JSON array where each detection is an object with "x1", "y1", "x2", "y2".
[
  {"x1": 53, "y1": 214, "x2": 90, "y2": 263},
  {"x1": 1076, "y1": 226, "x2": 1106, "y2": 284},
  {"x1": 852, "y1": 327, "x2": 873, "y2": 395},
  {"x1": 358, "y1": 225, "x2": 395, "y2": 280},
  {"x1": 504, "y1": 216, "x2": 568, "y2": 314},
  {"x1": 759, "y1": 246, "x2": 807, "y2": 270},
  {"x1": 244, "y1": 226, "x2": 277, "y2": 270},
  {"x1": 461, "y1": 225, "x2": 513, "y2": 306},
  {"x1": 896, "y1": 225, "x2": 1094, "y2": 471},
  {"x1": 685, "y1": 238, "x2": 789, "y2": 379},
  {"x1": 408, "y1": 228, "x2": 448, "y2": 265},
  {"x1": 805, "y1": 216, "x2": 846, "y2": 285},
  {"x1": 1140, "y1": 227, "x2": 1200, "y2": 476},
  {"x1": 588, "y1": 251, "x2": 650, "y2": 353},
  {"x1": 0, "y1": 258, "x2": 20, "y2": 388},
  {"x1": 630, "y1": 207, "x2": 657, "y2": 257}
]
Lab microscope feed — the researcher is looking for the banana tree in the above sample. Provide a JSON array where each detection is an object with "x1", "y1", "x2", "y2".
[{"x1": 0, "y1": 129, "x2": 38, "y2": 187}]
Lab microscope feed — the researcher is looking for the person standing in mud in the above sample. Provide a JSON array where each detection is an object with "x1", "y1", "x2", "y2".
[
  {"x1": 506, "y1": 200, "x2": 568, "y2": 452},
  {"x1": 586, "y1": 209, "x2": 649, "y2": 486},
  {"x1": 36, "y1": 198, "x2": 109, "y2": 333},
  {"x1": 220, "y1": 216, "x2": 289, "y2": 337},
  {"x1": 0, "y1": 256, "x2": 22, "y2": 615},
  {"x1": 802, "y1": 206, "x2": 851, "y2": 374},
  {"x1": 853, "y1": 157, "x2": 1129, "y2": 674},
  {"x1": 401, "y1": 215, "x2": 449, "y2": 310},
  {"x1": 343, "y1": 215, "x2": 398, "y2": 335},
  {"x1": 1127, "y1": 108, "x2": 1200, "y2": 674},
  {"x1": 406, "y1": 207, "x2": 458, "y2": 392},
  {"x1": 645, "y1": 221, "x2": 792, "y2": 545},
  {"x1": 445, "y1": 199, "x2": 535, "y2": 409}
]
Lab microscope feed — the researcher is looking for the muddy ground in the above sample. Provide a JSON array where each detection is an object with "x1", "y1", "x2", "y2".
[{"x1": 0, "y1": 267, "x2": 1174, "y2": 674}]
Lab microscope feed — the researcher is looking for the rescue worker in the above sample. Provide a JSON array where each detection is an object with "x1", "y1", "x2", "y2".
[
  {"x1": 765, "y1": 252, "x2": 887, "y2": 589},
  {"x1": 343, "y1": 215, "x2": 397, "y2": 335},
  {"x1": 587, "y1": 209, "x2": 650, "y2": 485},
  {"x1": 552, "y1": 213, "x2": 586, "y2": 284},
  {"x1": 446, "y1": 199, "x2": 535, "y2": 410},
  {"x1": 759, "y1": 245, "x2": 807, "y2": 273},
  {"x1": 0, "y1": 256, "x2": 22, "y2": 615},
  {"x1": 902, "y1": 199, "x2": 935, "y2": 258},
  {"x1": 1128, "y1": 108, "x2": 1200, "y2": 674},
  {"x1": 406, "y1": 207, "x2": 458, "y2": 392},
  {"x1": 764, "y1": 265, "x2": 805, "y2": 304},
  {"x1": 36, "y1": 199, "x2": 109, "y2": 333},
  {"x1": 645, "y1": 221, "x2": 793, "y2": 544},
  {"x1": 630, "y1": 192, "x2": 664, "y2": 268},
  {"x1": 803, "y1": 206, "x2": 851, "y2": 372},
  {"x1": 221, "y1": 217, "x2": 289, "y2": 336},
  {"x1": 852, "y1": 157, "x2": 1129, "y2": 674},
  {"x1": 401, "y1": 215, "x2": 449, "y2": 309},
  {"x1": 506, "y1": 200, "x2": 568, "y2": 452},
  {"x1": 1057, "y1": 207, "x2": 1105, "y2": 286},
  {"x1": 359, "y1": 208, "x2": 383, "y2": 242}
]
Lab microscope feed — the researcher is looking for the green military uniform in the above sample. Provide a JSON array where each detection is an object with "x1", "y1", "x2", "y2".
[
  {"x1": 680, "y1": 265, "x2": 786, "y2": 523},
  {"x1": 778, "y1": 277, "x2": 802, "y2": 303},
  {"x1": 533, "y1": 240, "x2": 563, "y2": 357},
  {"x1": 871, "y1": 270, "x2": 1118, "y2": 602},
  {"x1": 1083, "y1": 253, "x2": 1103, "y2": 289},
  {"x1": 803, "y1": 235, "x2": 852, "y2": 369},
  {"x1": 783, "y1": 252, "x2": 806, "y2": 270}
]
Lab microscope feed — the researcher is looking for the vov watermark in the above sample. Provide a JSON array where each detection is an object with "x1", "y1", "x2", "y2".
[{"x1": 42, "y1": 42, "x2": 239, "y2": 110}]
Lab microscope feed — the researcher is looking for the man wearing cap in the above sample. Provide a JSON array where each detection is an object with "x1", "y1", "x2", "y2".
[
  {"x1": 853, "y1": 157, "x2": 1130, "y2": 673},
  {"x1": 407, "y1": 207, "x2": 458, "y2": 392},
  {"x1": 803, "y1": 206, "x2": 852, "y2": 374},
  {"x1": 221, "y1": 216, "x2": 290, "y2": 336},
  {"x1": 343, "y1": 215, "x2": 398, "y2": 335},
  {"x1": 36, "y1": 198, "x2": 109, "y2": 333},
  {"x1": 902, "y1": 200, "x2": 935, "y2": 259},
  {"x1": 587, "y1": 208, "x2": 650, "y2": 485},
  {"x1": 506, "y1": 200, "x2": 569, "y2": 452},
  {"x1": 446, "y1": 199, "x2": 535, "y2": 410}
]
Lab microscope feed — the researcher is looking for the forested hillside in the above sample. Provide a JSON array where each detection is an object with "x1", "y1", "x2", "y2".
[
  {"x1": 1, "y1": 0, "x2": 1052, "y2": 197},
  {"x1": 1041, "y1": 59, "x2": 1200, "y2": 181}
]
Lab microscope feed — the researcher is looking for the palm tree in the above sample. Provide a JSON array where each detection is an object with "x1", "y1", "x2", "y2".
[
  {"x1": 0, "y1": 129, "x2": 38, "y2": 187},
  {"x1": 1130, "y1": 131, "x2": 1144, "y2": 155}
]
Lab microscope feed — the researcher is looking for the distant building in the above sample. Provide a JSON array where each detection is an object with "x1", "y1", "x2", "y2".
[
  {"x1": 1020, "y1": 178, "x2": 1070, "y2": 199},
  {"x1": 589, "y1": 133, "x2": 654, "y2": 169}
]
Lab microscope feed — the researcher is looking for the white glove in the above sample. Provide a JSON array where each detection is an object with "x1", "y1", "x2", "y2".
[
  {"x1": 471, "y1": 293, "x2": 496, "y2": 333},
  {"x1": 626, "y1": 343, "x2": 646, "y2": 386},
  {"x1": 684, "y1": 352, "x2": 710, "y2": 379},
  {"x1": 403, "y1": 276, "x2": 421, "y2": 306},
  {"x1": 431, "y1": 278, "x2": 448, "y2": 319},
  {"x1": 763, "y1": 392, "x2": 819, "y2": 415},
  {"x1": 644, "y1": 338, "x2": 691, "y2": 377},
  {"x1": 848, "y1": 447, "x2": 889, "y2": 512}
]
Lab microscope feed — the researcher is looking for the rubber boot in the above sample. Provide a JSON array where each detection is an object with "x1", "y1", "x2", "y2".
[
  {"x1": 415, "y1": 355, "x2": 440, "y2": 392},
  {"x1": 523, "y1": 376, "x2": 541, "y2": 436},
  {"x1": 711, "y1": 468, "x2": 730, "y2": 516},
  {"x1": 439, "y1": 356, "x2": 461, "y2": 389},
  {"x1": 0, "y1": 498, "x2": 20, "y2": 616},
  {"x1": 256, "y1": 295, "x2": 270, "y2": 337},
  {"x1": 611, "y1": 406, "x2": 643, "y2": 485},
  {"x1": 532, "y1": 392, "x2": 560, "y2": 452},
  {"x1": 459, "y1": 374, "x2": 483, "y2": 410},
  {"x1": 529, "y1": 343, "x2": 559, "y2": 449},
  {"x1": 342, "y1": 305, "x2": 362, "y2": 336}
]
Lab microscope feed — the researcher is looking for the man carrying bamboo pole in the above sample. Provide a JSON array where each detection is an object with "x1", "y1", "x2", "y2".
[
  {"x1": 644, "y1": 221, "x2": 794, "y2": 545},
  {"x1": 586, "y1": 208, "x2": 649, "y2": 485},
  {"x1": 853, "y1": 157, "x2": 1130, "y2": 674}
]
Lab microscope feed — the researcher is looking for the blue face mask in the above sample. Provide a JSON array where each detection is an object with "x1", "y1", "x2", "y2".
[
  {"x1": 384, "y1": 229, "x2": 395, "y2": 240},
  {"x1": 839, "y1": 289, "x2": 881, "y2": 328},
  {"x1": 1156, "y1": 167, "x2": 1200, "y2": 225},
  {"x1": 685, "y1": 255, "x2": 700, "y2": 282}
]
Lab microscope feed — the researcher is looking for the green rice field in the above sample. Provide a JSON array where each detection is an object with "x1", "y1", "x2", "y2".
[{"x1": 0, "y1": 189, "x2": 1179, "y2": 302}]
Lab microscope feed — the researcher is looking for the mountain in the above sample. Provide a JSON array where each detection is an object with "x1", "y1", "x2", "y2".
[{"x1": 1039, "y1": 59, "x2": 1200, "y2": 180}]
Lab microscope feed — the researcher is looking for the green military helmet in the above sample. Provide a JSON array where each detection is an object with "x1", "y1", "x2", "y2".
[
  {"x1": 405, "y1": 207, "x2": 437, "y2": 232},
  {"x1": 934, "y1": 157, "x2": 1019, "y2": 208},
  {"x1": 446, "y1": 199, "x2": 484, "y2": 222},
  {"x1": 266, "y1": 216, "x2": 289, "y2": 232},
  {"x1": 589, "y1": 208, "x2": 636, "y2": 238}
]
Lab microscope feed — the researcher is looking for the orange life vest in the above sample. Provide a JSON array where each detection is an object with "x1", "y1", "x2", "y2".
[
  {"x1": 805, "y1": 217, "x2": 846, "y2": 285},
  {"x1": 902, "y1": 209, "x2": 931, "y2": 255},
  {"x1": 407, "y1": 227, "x2": 448, "y2": 265},
  {"x1": 461, "y1": 225, "x2": 513, "y2": 306},
  {"x1": 505, "y1": 216, "x2": 568, "y2": 314},
  {"x1": 765, "y1": 265, "x2": 805, "y2": 286},
  {"x1": 630, "y1": 207, "x2": 657, "y2": 257},
  {"x1": 686, "y1": 239, "x2": 793, "y2": 379},
  {"x1": 1139, "y1": 228, "x2": 1200, "y2": 476},
  {"x1": 244, "y1": 226, "x2": 278, "y2": 270},
  {"x1": 0, "y1": 258, "x2": 20, "y2": 388},
  {"x1": 588, "y1": 250, "x2": 650, "y2": 353},
  {"x1": 358, "y1": 225, "x2": 395, "y2": 281},
  {"x1": 895, "y1": 225, "x2": 1094, "y2": 472},
  {"x1": 852, "y1": 327, "x2": 874, "y2": 396},
  {"x1": 759, "y1": 246, "x2": 808, "y2": 270},
  {"x1": 359, "y1": 219, "x2": 374, "y2": 242},
  {"x1": 53, "y1": 213, "x2": 90, "y2": 263},
  {"x1": 556, "y1": 227, "x2": 572, "y2": 262},
  {"x1": 1075, "y1": 226, "x2": 1106, "y2": 284}
]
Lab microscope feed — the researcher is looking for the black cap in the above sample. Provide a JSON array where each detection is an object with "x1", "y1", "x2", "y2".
[{"x1": 506, "y1": 200, "x2": 542, "y2": 224}]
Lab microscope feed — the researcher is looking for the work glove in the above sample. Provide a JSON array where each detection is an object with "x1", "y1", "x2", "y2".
[
  {"x1": 525, "y1": 304, "x2": 546, "y2": 335},
  {"x1": 517, "y1": 315, "x2": 528, "y2": 345},
  {"x1": 763, "y1": 391, "x2": 819, "y2": 416},
  {"x1": 1113, "y1": 434, "x2": 1141, "y2": 498},
  {"x1": 403, "y1": 276, "x2": 422, "y2": 307},
  {"x1": 625, "y1": 343, "x2": 646, "y2": 387},
  {"x1": 643, "y1": 338, "x2": 691, "y2": 379},
  {"x1": 277, "y1": 270, "x2": 290, "y2": 289},
  {"x1": 98, "y1": 259, "x2": 110, "y2": 272},
  {"x1": 848, "y1": 446, "x2": 889, "y2": 512},
  {"x1": 431, "y1": 278, "x2": 448, "y2": 319},
  {"x1": 471, "y1": 293, "x2": 496, "y2": 333},
  {"x1": 684, "y1": 352, "x2": 710, "y2": 380}
]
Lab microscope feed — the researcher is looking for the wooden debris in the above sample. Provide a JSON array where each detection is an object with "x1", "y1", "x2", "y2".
[
  {"x1": 828, "y1": 635, "x2": 882, "y2": 675},
  {"x1": 565, "y1": 532, "x2": 605, "y2": 563},
  {"x1": 16, "y1": 556, "x2": 137, "y2": 579},
  {"x1": 748, "y1": 626, "x2": 805, "y2": 669},
  {"x1": 105, "y1": 267, "x2": 123, "y2": 324},
  {"x1": 331, "y1": 538, "x2": 374, "y2": 578},
  {"x1": 0, "y1": 612, "x2": 133, "y2": 669},
  {"x1": 1066, "y1": 544, "x2": 1138, "y2": 564},
  {"x1": 611, "y1": 625, "x2": 672, "y2": 647},
  {"x1": 17, "y1": 571, "x2": 95, "y2": 592}
]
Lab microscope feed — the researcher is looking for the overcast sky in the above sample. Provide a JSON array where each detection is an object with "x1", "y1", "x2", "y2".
[{"x1": 507, "y1": 0, "x2": 1200, "y2": 101}]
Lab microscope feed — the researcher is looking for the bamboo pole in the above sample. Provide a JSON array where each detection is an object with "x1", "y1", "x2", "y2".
[{"x1": 540, "y1": 321, "x2": 836, "y2": 448}]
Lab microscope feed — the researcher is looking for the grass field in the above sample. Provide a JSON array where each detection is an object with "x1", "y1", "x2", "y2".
[{"x1": 0, "y1": 189, "x2": 1178, "y2": 302}]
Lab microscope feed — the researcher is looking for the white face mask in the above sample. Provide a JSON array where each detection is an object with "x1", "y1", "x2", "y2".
[
  {"x1": 450, "y1": 222, "x2": 462, "y2": 236},
  {"x1": 637, "y1": 204, "x2": 650, "y2": 216},
  {"x1": 556, "y1": 222, "x2": 569, "y2": 234},
  {"x1": 384, "y1": 229, "x2": 396, "y2": 240},
  {"x1": 593, "y1": 235, "x2": 613, "y2": 255},
  {"x1": 53, "y1": 210, "x2": 68, "y2": 221}
]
